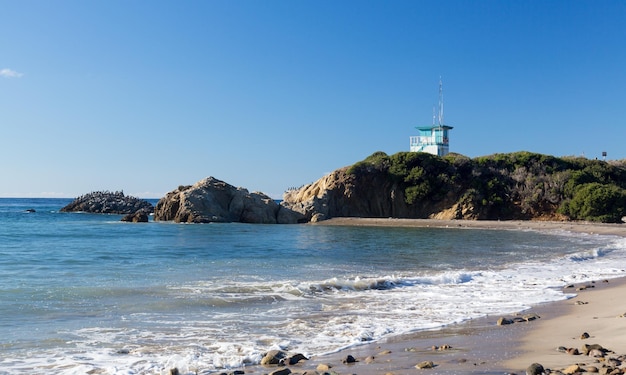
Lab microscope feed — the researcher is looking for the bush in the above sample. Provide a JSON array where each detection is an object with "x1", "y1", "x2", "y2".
[{"x1": 561, "y1": 182, "x2": 626, "y2": 223}]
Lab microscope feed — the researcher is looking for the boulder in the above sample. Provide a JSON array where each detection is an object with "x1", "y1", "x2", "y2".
[
  {"x1": 121, "y1": 211, "x2": 149, "y2": 223},
  {"x1": 154, "y1": 177, "x2": 303, "y2": 224}
]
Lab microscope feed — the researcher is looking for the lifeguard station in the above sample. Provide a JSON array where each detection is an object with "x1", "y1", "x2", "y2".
[{"x1": 409, "y1": 79, "x2": 453, "y2": 156}]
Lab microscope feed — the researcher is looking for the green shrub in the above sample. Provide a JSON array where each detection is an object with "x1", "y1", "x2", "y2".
[{"x1": 561, "y1": 182, "x2": 626, "y2": 223}]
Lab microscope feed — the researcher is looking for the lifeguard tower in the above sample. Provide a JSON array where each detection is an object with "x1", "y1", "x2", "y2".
[{"x1": 409, "y1": 79, "x2": 453, "y2": 156}]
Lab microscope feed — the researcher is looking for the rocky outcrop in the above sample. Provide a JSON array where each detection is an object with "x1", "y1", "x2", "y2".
[
  {"x1": 154, "y1": 177, "x2": 304, "y2": 224},
  {"x1": 281, "y1": 167, "x2": 468, "y2": 223},
  {"x1": 282, "y1": 151, "x2": 626, "y2": 223},
  {"x1": 61, "y1": 191, "x2": 154, "y2": 214}
]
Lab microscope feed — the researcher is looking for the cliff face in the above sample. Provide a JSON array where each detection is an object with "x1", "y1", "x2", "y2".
[
  {"x1": 282, "y1": 151, "x2": 626, "y2": 223},
  {"x1": 154, "y1": 177, "x2": 304, "y2": 224},
  {"x1": 281, "y1": 166, "x2": 476, "y2": 222}
]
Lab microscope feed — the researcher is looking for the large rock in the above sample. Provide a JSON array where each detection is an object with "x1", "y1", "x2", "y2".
[
  {"x1": 154, "y1": 177, "x2": 303, "y2": 224},
  {"x1": 281, "y1": 166, "x2": 466, "y2": 223},
  {"x1": 61, "y1": 191, "x2": 154, "y2": 214}
]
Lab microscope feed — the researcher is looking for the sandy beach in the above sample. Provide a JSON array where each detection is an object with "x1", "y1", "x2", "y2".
[{"x1": 243, "y1": 219, "x2": 626, "y2": 375}]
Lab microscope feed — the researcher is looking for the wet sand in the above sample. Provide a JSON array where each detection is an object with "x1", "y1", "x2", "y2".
[{"x1": 240, "y1": 219, "x2": 626, "y2": 375}]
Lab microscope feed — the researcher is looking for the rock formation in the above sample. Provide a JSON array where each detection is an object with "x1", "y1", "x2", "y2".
[
  {"x1": 282, "y1": 151, "x2": 626, "y2": 223},
  {"x1": 154, "y1": 177, "x2": 304, "y2": 224},
  {"x1": 61, "y1": 191, "x2": 154, "y2": 214},
  {"x1": 281, "y1": 166, "x2": 469, "y2": 223}
]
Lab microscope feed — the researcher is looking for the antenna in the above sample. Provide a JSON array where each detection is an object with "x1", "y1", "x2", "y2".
[{"x1": 438, "y1": 77, "x2": 444, "y2": 127}]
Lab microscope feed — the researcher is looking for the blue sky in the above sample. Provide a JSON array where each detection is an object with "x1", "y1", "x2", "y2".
[{"x1": 2, "y1": 1, "x2": 625, "y2": 198}]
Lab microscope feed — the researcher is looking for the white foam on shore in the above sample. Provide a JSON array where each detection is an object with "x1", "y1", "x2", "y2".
[{"x1": 2, "y1": 233, "x2": 626, "y2": 375}]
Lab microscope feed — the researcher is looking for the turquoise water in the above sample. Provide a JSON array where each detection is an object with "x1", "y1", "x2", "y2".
[{"x1": 1, "y1": 198, "x2": 625, "y2": 374}]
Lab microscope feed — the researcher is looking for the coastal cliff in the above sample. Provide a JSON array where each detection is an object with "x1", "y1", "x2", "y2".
[{"x1": 282, "y1": 151, "x2": 626, "y2": 223}]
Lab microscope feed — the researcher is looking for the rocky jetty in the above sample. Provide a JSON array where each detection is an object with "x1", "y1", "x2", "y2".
[
  {"x1": 61, "y1": 191, "x2": 153, "y2": 214},
  {"x1": 154, "y1": 177, "x2": 304, "y2": 224}
]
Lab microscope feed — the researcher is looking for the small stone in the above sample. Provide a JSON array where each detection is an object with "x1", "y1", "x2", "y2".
[
  {"x1": 170, "y1": 369, "x2": 180, "y2": 375},
  {"x1": 261, "y1": 350, "x2": 286, "y2": 365},
  {"x1": 268, "y1": 368, "x2": 291, "y2": 375},
  {"x1": 585, "y1": 366, "x2": 599, "y2": 373},
  {"x1": 588, "y1": 348, "x2": 605, "y2": 358},
  {"x1": 378, "y1": 349, "x2": 392, "y2": 355},
  {"x1": 526, "y1": 363, "x2": 545, "y2": 375},
  {"x1": 575, "y1": 301, "x2": 589, "y2": 305},
  {"x1": 522, "y1": 313, "x2": 540, "y2": 322},
  {"x1": 342, "y1": 355, "x2": 357, "y2": 364},
  {"x1": 567, "y1": 347, "x2": 580, "y2": 355},
  {"x1": 497, "y1": 317, "x2": 514, "y2": 325},
  {"x1": 286, "y1": 353, "x2": 308, "y2": 365},
  {"x1": 365, "y1": 356, "x2": 375, "y2": 364},
  {"x1": 415, "y1": 360, "x2": 435, "y2": 369},
  {"x1": 582, "y1": 343, "x2": 605, "y2": 355},
  {"x1": 316, "y1": 364, "x2": 331, "y2": 372},
  {"x1": 438, "y1": 344, "x2": 452, "y2": 350},
  {"x1": 563, "y1": 364, "x2": 581, "y2": 374},
  {"x1": 581, "y1": 332, "x2": 590, "y2": 339}
]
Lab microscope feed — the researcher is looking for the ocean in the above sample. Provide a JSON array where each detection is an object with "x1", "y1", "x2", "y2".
[{"x1": 1, "y1": 198, "x2": 625, "y2": 375}]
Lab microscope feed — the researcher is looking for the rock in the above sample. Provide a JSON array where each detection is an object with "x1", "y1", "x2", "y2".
[
  {"x1": 522, "y1": 313, "x2": 540, "y2": 321},
  {"x1": 526, "y1": 363, "x2": 545, "y2": 375},
  {"x1": 497, "y1": 317, "x2": 514, "y2": 325},
  {"x1": 260, "y1": 350, "x2": 286, "y2": 365},
  {"x1": 154, "y1": 177, "x2": 303, "y2": 224},
  {"x1": 170, "y1": 368, "x2": 180, "y2": 375},
  {"x1": 585, "y1": 365, "x2": 599, "y2": 372},
  {"x1": 121, "y1": 211, "x2": 149, "y2": 222},
  {"x1": 378, "y1": 349, "x2": 392, "y2": 355},
  {"x1": 316, "y1": 364, "x2": 331, "y2": 372},
  {"x1": 563, "y1": 364, "x2": 581, "y2": 374},
  {"x1": 268, "y1": 368, "x2": 291, "y2": 375},
  {"x1": 588, "y1": 348, "x2": 605, "y2": 358},
  {"x1": 61, "y1": 191, "x2": 153, "y2": 214},
  {"x1": 582, "y1": 343, "x2": 606, "y2": 356},
  {"x1": 566, "y1": 347, "x2": 580, "y2": 355},
  {"x1": 365, "y1": 356, "x2": 375, "y2": 364},
  {"x1": 415, "y1": 361, "x2": 435, "y2": 369},
  {"x1": 342, "y1": 355, "x2": 357, "y2": 364},
  {"x1": 580, "y1": 332, "x2": 590, "y2": 339},
  {"x1": 285, "y1": 353, "x2": 308, "y2": 365},
  {"x1": 25, "y1": 208, "x2": 36, "y2": 213}
]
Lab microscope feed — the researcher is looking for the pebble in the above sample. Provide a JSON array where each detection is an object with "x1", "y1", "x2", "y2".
[{"x1": 415, "y1": 360, "x2": 435, "y2": 369}]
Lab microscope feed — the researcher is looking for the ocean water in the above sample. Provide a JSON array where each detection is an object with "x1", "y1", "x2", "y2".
[{"x1": 1, "y1": 198, "x2": 626, "y2": 374}]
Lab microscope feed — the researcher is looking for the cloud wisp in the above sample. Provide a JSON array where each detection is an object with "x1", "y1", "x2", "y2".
[{"x1": 0, "y1": 68, "x2": 24, "y2": 78}]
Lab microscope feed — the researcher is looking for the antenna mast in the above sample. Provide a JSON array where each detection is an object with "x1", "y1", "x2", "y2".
[{"x1": 438, "y1": 77, "x2": 444, "y2": 128}]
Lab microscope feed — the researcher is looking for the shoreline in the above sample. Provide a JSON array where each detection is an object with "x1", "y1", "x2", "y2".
[{"x1": 241, "y1": 218, "x2": 626, "y2": 375}]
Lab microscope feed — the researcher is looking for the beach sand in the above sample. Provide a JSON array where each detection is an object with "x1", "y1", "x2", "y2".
[{"x1": 240, "y1": 219, "x2": 626, "y2": 375}]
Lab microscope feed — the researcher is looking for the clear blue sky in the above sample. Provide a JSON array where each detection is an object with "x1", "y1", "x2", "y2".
[{"x1": 2, "y1": 1, "x2": 625, "y2": 198}]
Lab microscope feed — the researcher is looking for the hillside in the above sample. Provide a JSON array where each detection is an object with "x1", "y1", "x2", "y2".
[{"x1": 281, "y1": 151, "x2": 626, "y2": 223}]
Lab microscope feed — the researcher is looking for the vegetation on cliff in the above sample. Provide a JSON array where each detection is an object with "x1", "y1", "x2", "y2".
[{"x1": 345, "y1": 151, "x2": 626, "y2": 223}]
